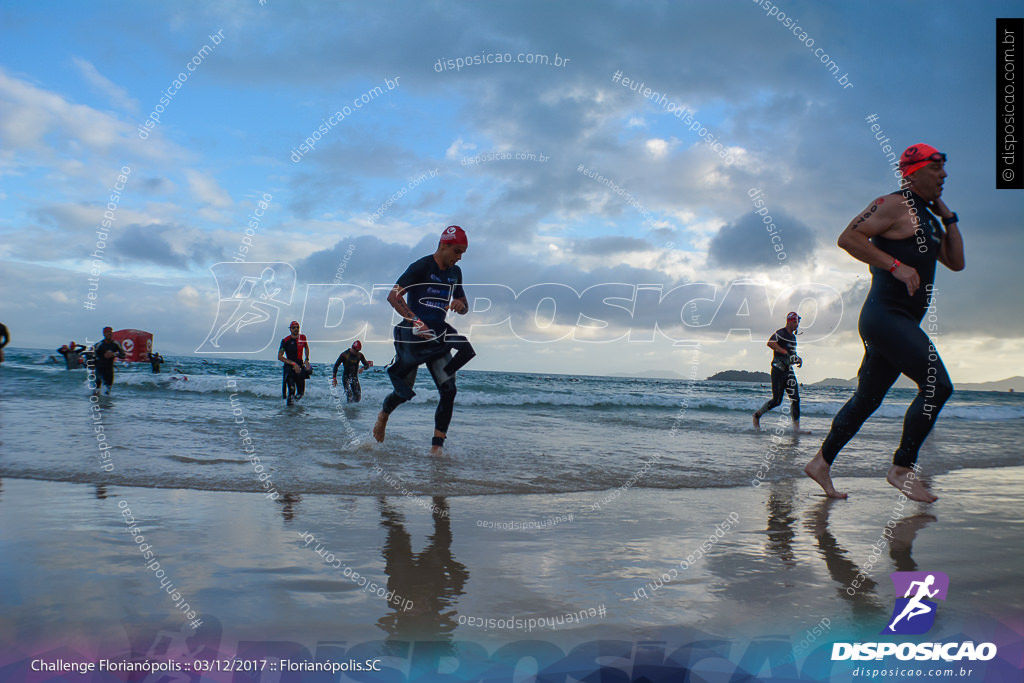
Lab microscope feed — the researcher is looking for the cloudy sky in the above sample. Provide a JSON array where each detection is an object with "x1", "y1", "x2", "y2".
[{"x1": 1, "y1": 0, "x2": 1021, "y2": 382}]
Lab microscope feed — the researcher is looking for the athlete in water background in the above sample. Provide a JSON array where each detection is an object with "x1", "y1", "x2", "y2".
[
  {"x1": 753, "y1": 311, "x2": 810, "y2": 434},
  {"x1": 278, "y1": 321, "x2": 310, "y2": 405},
  {"x1": 333, "y1": 340, "x2": 372, "y2": 402}
]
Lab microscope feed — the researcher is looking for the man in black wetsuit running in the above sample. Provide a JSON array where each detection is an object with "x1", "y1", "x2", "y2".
[
  {"x1": 92, "y1": 326, "x2": 126, "y2": 395},
  {"x1": 805, "y1": 144, "x2": 964, "y2": 503},
  {"x1": 278, "y1": 321, "x2": 310, "y2": 405},
  {"x1": 373, "y1": 225, "x2": 476, "y2": 455},
  {"x1": 332, "y1": 340, "x2": 372, "y2": 402},
  {"x1": 753, "y1": 311, "x2": 809, "y2": 434}
]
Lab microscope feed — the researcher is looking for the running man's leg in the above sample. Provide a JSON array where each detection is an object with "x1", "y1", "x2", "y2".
[
  {"x1": 441, "y1": 326, "x2": 476, "y2": 376},
  {"x1": 426, "y1": 354, "x2": 457, "y2": 454},
  {"x1": 351, "y1": 375, "x2": 361, "y2": 402},
  {"x1": 883, "y1": 326, "x2": 951, "y2": 502},
  {"x1": 343, "y1": 374, "x2": 355, "y2": 402},
  {"x1": 785, "y1": 370, "x2": 810, "y2": 433},
  {"x1": 375, "y1": 358, "x2": 420, "y2": 443},
  {"x1": 101, "y1": 368, "x2": 115, "y2": 394},
  {"x1": 754, "y1": 367, "x2": 787, "y2": 428},
  {"x1": 806, "y1": 339, "x2": 901, "y2": 498}
]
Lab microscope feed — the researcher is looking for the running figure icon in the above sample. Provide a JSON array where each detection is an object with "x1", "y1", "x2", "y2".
[{"x1": 888, "y1": 574, "x2": 939, "y2": 631}]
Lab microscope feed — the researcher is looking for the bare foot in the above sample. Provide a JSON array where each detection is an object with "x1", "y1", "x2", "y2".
[
  {"x1": 430, "y1": 430, "x2": 446, "y2": 456},
  {"x1": 372, "y1": 411, "x2": 388, "y2": 443},
  {"x1": 887, "y1": 466, "x2": 937, "y2": 503},
  {"x1": 793, "y1": 421, "x2": 811, "y2": 435},
  {"x1": 804, "y1": 450, "x2": 848, "y2": 499},
  {"x1": 752, "y1": 412, "x2": 761, "y2": 430}
]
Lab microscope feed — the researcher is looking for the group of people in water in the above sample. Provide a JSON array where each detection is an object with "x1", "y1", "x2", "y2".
[{"x1": 49, "y1": 328, "x2": 177, "y2": 396}]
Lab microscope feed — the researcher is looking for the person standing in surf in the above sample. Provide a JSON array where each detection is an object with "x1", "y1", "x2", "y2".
[
  {"x1": 58, "y1": 340, "x2": 87, "y2": 370},
  {"x1": 805, "y1": 144, "x2": 964, "y2": 503},
  {"x1": 332, "y1": 340, "x2": 372, "y2": 402},
  {"x1": 753, "y1": 311, "x2": 809, "y2": 434},
  {"x1": 278, "y1": 321, "x2": 309, "y2": 405},
  {"x1": 373, "y1": 225, "x2": 476, "y2": 455},
  {"x1": 92, "y1": 326, "x2": 126, "y2": 396}
]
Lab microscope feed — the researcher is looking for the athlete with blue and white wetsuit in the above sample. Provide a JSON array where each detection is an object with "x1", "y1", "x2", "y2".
[{"x1": 373, "y1": 225, "x2": 476, "y2": 455}]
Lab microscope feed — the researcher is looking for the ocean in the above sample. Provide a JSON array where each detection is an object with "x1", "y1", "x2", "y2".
[{"x1": 2, "y1": 346, "x2": 1022, "y2": 497}]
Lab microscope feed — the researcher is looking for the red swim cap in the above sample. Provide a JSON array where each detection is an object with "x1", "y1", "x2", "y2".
[
  {"x1": 289, "y1": 321, "x2": 300, "y2": 327},
  {"x1": 899, "y1": 144, "x2": 944, "y2": 177},
  {"x1": 786, "y1": 312, "x2": 800, "y2": 322},
  {"x1": 352, "y1": 340, "x2": 362, "y2": 351},
  {"x1": 103, "y1": 326, "x2": 113, "y2": 333},
  {"x1": 440, "y1": 225, "x2": 468, "y2": 245}
]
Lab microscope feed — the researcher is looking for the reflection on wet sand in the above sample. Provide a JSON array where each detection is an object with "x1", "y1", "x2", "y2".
[
  {"x1": 377, "y1": 496, "x2": 468, "y2": 643},
  {"x1": 805, "y1": 497, "x2": 936, "y2": 618},
  {"x1": 276, "y1": 491, "x2": 300, "y2": 521}
]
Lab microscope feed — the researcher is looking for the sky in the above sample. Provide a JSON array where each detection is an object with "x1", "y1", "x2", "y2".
[{"x1": 1, "y1": 0, "x2": 1021, "y2": 382}]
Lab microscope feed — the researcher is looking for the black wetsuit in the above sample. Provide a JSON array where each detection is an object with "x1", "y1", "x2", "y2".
[
  {"x1": 821, "y1": 190, "x2": 952, "y2": 468},
  {"x1": 381, "y1": 255, "x2": 476, "y2": 440},
  {"x1": 149, "y1": 353, "x2": 164, "y2": 373},
  {"x1": 59, "y1": 345, "x2": 85, "y2": 370},
  {"x1": 279, "y1": 334, "x2": 308, "y2": 401},
  {"x1": 333, "y1": 349, "x2": 369, "y2": 402},
  {"x1": 93, "y1": 340, "x2": 125, "y2": 390},
  {"x1": 756, "y1": 327, "x2": 800, "y2": 420}
]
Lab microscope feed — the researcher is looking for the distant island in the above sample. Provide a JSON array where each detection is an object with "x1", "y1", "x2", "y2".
[
  {"x1": 705, "y1": 371, "x2": 1023, "y2": 392},
  {"x1": 706, "y1": 370, "x2": 770, "y2": 383}
]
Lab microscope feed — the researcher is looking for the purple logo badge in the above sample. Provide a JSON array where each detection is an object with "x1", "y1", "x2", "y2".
[{"x1": 882, "y1": 571, "x2": 949, "y2": 635}]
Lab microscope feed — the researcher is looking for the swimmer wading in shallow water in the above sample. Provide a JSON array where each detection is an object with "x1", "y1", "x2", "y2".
[
  {"x1": 805, "y1": 144, "x2": 965, "y2": 503},
  {"x1": 753, "y1": 311, "x2": 810, "y2": 434},
  {"x1": 373, "y1": 225, "x2": 476, "y2": 455}
]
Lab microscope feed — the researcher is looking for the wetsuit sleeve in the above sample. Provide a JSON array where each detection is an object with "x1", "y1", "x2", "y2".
[
  {"x1": 395, "y1": 257, "x2": 429, "y2": 291},
  {"x1": 453, "y1": 267, "x2": 466, "y2": 301},
  {"x1": 333, "y1": 352, "x2": 345, "y2": 376},
  {"x1": 359, "y1": 352, "x2": 370, "y2": 368},
  {"x1": 116, "y1": 342, "x2": 126, "y2": 358}
]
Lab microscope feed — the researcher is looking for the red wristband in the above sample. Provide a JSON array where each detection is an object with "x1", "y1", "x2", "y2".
[{"x1": 889, "y1": 259, "x2": 901, "y2": 273}]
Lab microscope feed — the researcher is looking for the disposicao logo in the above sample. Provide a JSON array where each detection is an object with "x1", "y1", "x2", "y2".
[
  {"x1": 831, "y1": 571, "x2": 997, "y2": 662},
  {"x1": 883, "y1": 571, "x2": 948, "y2": 635}
]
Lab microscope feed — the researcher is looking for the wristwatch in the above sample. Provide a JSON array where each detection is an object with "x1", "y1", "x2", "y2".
[{"x1": 941, "y1": 212, "x2": 958, "y2": 227}]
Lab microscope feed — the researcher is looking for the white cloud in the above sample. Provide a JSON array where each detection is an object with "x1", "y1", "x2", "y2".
[
  {"x1": 177, "y1": 285, "x2": 201, "y2": 307},
  {"x1": 445, "y1": 137, "x2": 477, "y2": 160},
  {"x1": 185, "y1": 170, "x2": 233, "y2": 209},
  {"x1": 645, "y1": 138, "x2": 669, "y2": 158},
  {"x1": 71, "y1": 56, "x2": 140, "y2": 114}
]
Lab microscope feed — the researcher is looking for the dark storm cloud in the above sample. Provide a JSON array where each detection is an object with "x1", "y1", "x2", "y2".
[
  {"x1": 114, "y1": 224, "x2": 225, "y2": 269},
  {"x1": 709, "y1": 210, "x2": 817, "y2": 269}
]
